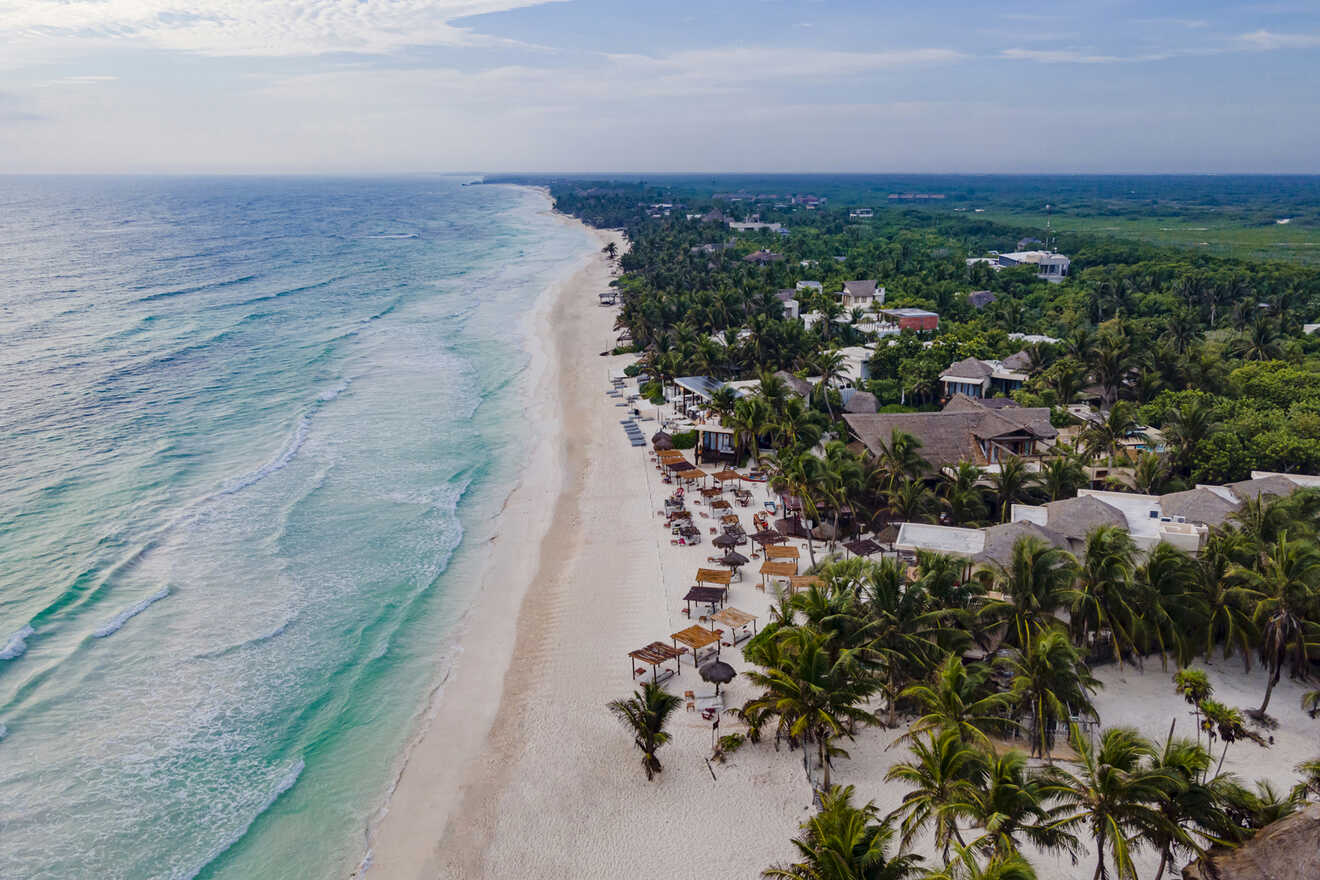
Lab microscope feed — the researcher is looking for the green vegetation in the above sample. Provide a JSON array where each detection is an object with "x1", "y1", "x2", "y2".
[
  {"x1": 606, "y1": 680, "x2": 682, "y2": 781},
  {"x1": 552, "y1": 175, "x2": 1320, "y2": 877}
]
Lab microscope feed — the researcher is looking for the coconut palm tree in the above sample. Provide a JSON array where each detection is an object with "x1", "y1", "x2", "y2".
[
  {"x1": 1226, "y1": 533, "x2": 1320, "y2": 716},
  {"x1": 1303, "y1": 688, "x2": 1320, "y2": 719},
  {"x1": 1229, "y1": 317, "x2": 1282, "y2": 362},
  {"x1": 982, "y1": 536, "x2": 1078, "y2": 648},
  {"x1": 875, "y1": 429, "x2": 931, "y2": 489},
  {"x1": 606, "y1": 681, "x2": 682, "y2": 781},
  {"x1": 888, "y1": 478, "x2": 939, "y2": 525},
  {"x1": 1135, "y1": 544, "x2": 1203, "y2": 670},
  {"x1": 1162, "y1": 396, "x2": 1220, "y2": 477},
  {"x1": 921, "y1": 849, "x2": 1037, "y2": 880},
  {"x1": 765, "y1": 785, "x2": 924, "y2": 880},
  {"x1": 1039, "y1": 453, "x2": 1086, "y2": 502},
  {"x1": 727, "y1": 395, "x2": 771, "y2": 466},
  {"x1": 1196, "y1": 533, "x2": 1256, "y2": 671},
  {"x1": 900, "y1": 653, "x2": 1014, "y2": 748},
  {"x1": 986, "y1": 456, "x2": 1039, "y2": 524},
  {"x1": 1066, "y1": 526, "x2": 1139, "y2": 668},
  {"x1": 1146, "y1": 735, "x2": 1224, "y2": 880},
  {"x1": 1080, "y1": 403, "x2": 1136, "y2": 466},
  {"x1": 942, "y1": 461, "x2": 989, "y2": 526},
  {"x1": 741, "y1": 627, "x2": 878, "y2": 791},
  {"x1": 886, "y1": 728, "x2": 984, "y2": 858},
  {"x1": 1294, "y1": 758, "x2": 1320, "y2": 801},
  {"x1": 811, "y1": 349, "x2": 851, "y2": 421},
  {"x1": 1000, "y1": 630, "x2": 1100, "y2": 762},
  {"x1": 1197, "y1": 698, "x2": 1261, "y2": 777},
  {"x1": 1044, "y1": 725, "x2": 1175, "y2": 880},
  {"x1": 963, "y1": 748, "x2": 1078, "y2": 863},
  {"x1": 1172, "y1": 669, "x2": 1213, "y2": 746},
  {"x1": 863, "y1": 562, "x2": 954, "y2": 727},
  {"x1": 1130, "y1": 452, "x2": 1170, "y2": 496}
]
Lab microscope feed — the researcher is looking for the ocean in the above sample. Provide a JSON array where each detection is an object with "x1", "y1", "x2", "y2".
[{"x1": 0, "y1": 176, "x2": 597, "y2": 878}]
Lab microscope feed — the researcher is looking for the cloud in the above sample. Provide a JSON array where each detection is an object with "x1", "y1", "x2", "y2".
[
  {"x1": 0, "y1": 0, "x2": 564, "y2": 56},
  {"x1": 1000, "y1": 48, "x2": 1150, "y2": 64},
  {"x1": 1238, "y1": 30, "x2": 1320, "y2": 50}
]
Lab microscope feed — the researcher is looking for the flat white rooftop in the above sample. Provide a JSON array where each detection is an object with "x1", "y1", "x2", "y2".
[{"x1": 895, "y1": 522, "x2": 985, "y2": 556}]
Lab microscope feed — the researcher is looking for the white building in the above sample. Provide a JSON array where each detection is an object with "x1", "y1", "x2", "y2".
[{"x1": 996, "y1": 250, "x2": 1071, "y2": 282}]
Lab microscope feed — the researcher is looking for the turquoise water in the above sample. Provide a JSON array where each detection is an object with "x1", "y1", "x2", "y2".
[{"x1": 0, "y1": 177, "x2": 596, "y2": 878}]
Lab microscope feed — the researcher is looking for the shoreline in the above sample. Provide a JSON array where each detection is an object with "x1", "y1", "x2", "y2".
[{"x1": 361, "y1": 190, "x2": 625, "y2": 878}]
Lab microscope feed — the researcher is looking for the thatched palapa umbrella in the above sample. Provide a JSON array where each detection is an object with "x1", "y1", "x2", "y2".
[
  {"x1": 651, "y1": 431, "x2": 674, "y2": 450},
  {"x1": 719, "y1": 550, "x2": 749, "y2": 572},
  {"x1": 712, "y1": 532, "x2": 741, "y2": 549},
  {"x1": 698, "y1": 659, "x2": 736, "y2": 695}
]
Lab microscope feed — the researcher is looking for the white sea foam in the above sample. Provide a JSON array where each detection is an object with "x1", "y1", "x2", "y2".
[
  {"x1": 219, "y1": 417, "x2": 311, "y2": 496},
  {"x1": 0, "y1": 723, "x2": 7, "y2": 740},
  {"x1": 93, "y1": 587, "x2": 170, "y2": 638},
  {"x1": 0, "y1": 626, "x2": 34, "y2": 661},
  {"x1": 183, "y1": 758, "x2": 306, "y2": 880},
  {"x1": 318, "y1": 379, "x2": 351, "y2": 402}
]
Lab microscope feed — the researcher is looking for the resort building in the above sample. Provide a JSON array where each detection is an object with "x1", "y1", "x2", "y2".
[
  {"x1": 843, "y1": 395, "x2": 1056, "y2": 472},
  {"x1": 966, "y1": 290, "x2": 997, "y2": 309},
  {"x1": 995, "y1": 250, "x2": 1071, "y2": 281},
  {"x1": 938, "y1": 352, "x2": 1031, "y2": 399},
  {"x1": 839, "y1": 280, "x2": 884, "y2": 310},
  {"x1": 743, "y1": 249, "x2": 784, "y2": 264},
  {"x1": 832, "y1": 346, "x2": 876, "y2": 387},
  {"x1": 877, "y1": 307, "x2": 939, "y2": 332}
]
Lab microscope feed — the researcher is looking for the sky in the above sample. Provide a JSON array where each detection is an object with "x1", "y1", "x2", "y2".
[{"x1": 1, "y1": 0, "x2": 1318, "y2": 174}]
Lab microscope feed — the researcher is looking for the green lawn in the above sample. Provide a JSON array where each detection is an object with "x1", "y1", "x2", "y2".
[{"x1": 976, "y1": 211, "x2": 1320, "y2": 265}]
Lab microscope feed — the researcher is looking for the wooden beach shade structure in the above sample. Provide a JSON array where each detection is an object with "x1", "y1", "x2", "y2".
[
  {"x1": 844, "y1": 538, "x2": 882, "y2": 558},
  {"x1": 699, "y1": 487, "x2": 722, "y2": 499},
  {"x1": 695, "y1": 567, "x2": 733, "y2": 587},
  {"x1": 750, "y1": 529, "x2": 787, "y2": 547},
  {"x1": 712, "y1": 468, "x2": 742, "y2": 485},
  {"x1": 711, "y1": 532, "x2": 742, "y2": 549},
  {"x1": 672, "y1": 624, "x2": 721, "y2": 665},
  {"x1": 712, "y1": 607, "x2": 757, "y2": 644},
  {"x1": 710, "y1": 498, "x2": 732, "y2": 511},
  {"x1": 683, "y1": 585, "x2": 727, "y2": 616},
  {"x1": 788, "y1": 574, "x2": 823, "y2": 594},
  {"x1": 759, "y1": 559, "x2": 798, "y2": 590},
  {"x1": 629, "y1": 641, "x2": 685, "y2": 682},
  {"x1": 764, "y1": 544, "x2": 800, "y2": 561},
  {"x1": 657, "y1": 449, "x2": 686, "y2": 462},
  {"x1": 675, "y1": 467, "x2": 708, "y2": 484}
]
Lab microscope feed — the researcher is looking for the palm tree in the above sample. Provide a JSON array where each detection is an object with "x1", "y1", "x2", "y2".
[
  {"x1": 1147, "y1": 735, "x2": 1223, "y2": 880},
  {"x1": 1000, "y1": 629, "x2": 1100, "y2": 762},
  {"x1": 886, "y1": 728, "x2": 983, "y2": 857},
  {"x1": 742, "y1": 627, "x2": 878, "y2": 791},
  {"x1": 1303, "y1": 688, "x2": 1320, "y2": 719},
  {"x1": 727, "y1": 395, "x2": 771, "y2": 466},
  {"x1": 963, "y1": 748, "x2": 1078, "y2": 862},
  {"x1": 1136, "y1": 544, "x2": 1203, "y2": 670},
  {"x1": 863, "y1": 562, "x2": 954, "y2": 727},
  {"x1": 1130, "y1": 452, "x2": 1170, "y2": 495},
  {"x1": 1044, "y1": 725, "x2": 1174, "y2": 880},
  {"x1": 1226, "y1": 534, "x2": 1320, "y2": 716},
  {"x1": 811, "y1": 349, "x2": 851, "y2": 421},
  {"x1": 765, "y1": 785, "x2": 924, "y2": 880},
  {"x1": 1172, "y1": 669, "x2": 1213, "y2": 746},
  {"x1": 1197, "y1": 698, "x2": 1260, "y2": 777},
  {"x1": 1161, "y1": 396, "x2": 1219, "y2": 476},
  {"x1": 1066, "y1": 526, "x2": 1139, "y2": 667},
  {"x1": 921, "y1": 847, "x2": 1037, "y2": 880},
  {"x1": 888, "y1": 478, "x2": 938, "y2": 524},
  {"x1": 982, "y1": 536, "x2": 1078, "y2": 647},
  {"x1": 1294, "y1": 758, "x2": 1320, "y2": 801},
  {"x1": 1196, "y1": 533, "x2": 1256, "y2": 672},
  {"x1": 1039, "y1": 453, "x2": 1086, "y2": 502},
  {"x1": 602, "y1": 240, "x2": 618, "y2": 260},
  {"x1": 1229, "y1": 317, "x2": 1282, "y2": 361},
  {"x1": 942, "y1": 461, "x2": 989, "y2": 525},
  {"x1": 875, "y1": 429, "x2": 931, "y2": 488},
  {"x1": 986, "y1": 456, "x2": 1039, "y2": 524},
  {"x1": 900, "y1": 654, "x2": 1014, "y2": 748},
  {"x1": 606, "y1": 681, "x2": 682, "y2": 781},
  {"x1": 1081, "y1": 403, "x2": 1136, "y2": 466}
]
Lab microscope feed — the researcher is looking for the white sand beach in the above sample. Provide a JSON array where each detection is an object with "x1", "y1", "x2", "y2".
[{"x1": 364, "y1": 203, "x2": 1320, "y2": 880}]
